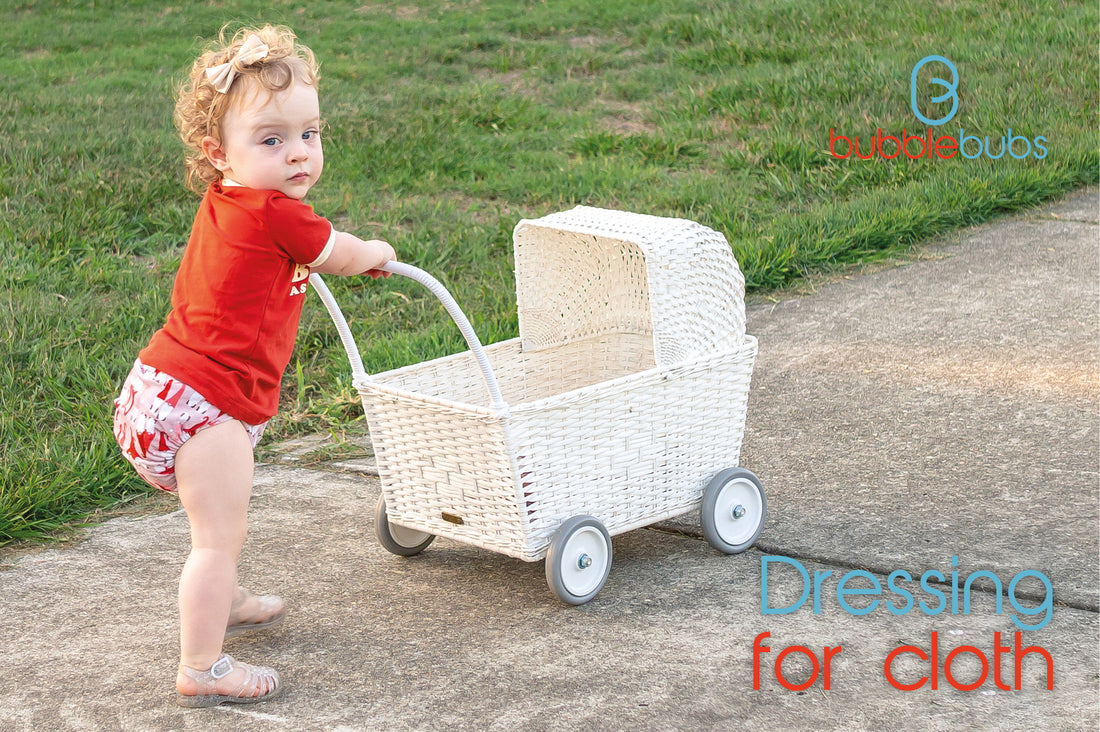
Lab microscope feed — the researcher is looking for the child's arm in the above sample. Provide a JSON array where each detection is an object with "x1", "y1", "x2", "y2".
[{"x1": 311, "y1": 231, "x2": 396, "y2": 278}]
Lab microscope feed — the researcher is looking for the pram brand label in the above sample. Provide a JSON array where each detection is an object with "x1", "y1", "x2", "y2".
[{"x1": 751, "y1": 555, "x2": 1055, "y2": 693}]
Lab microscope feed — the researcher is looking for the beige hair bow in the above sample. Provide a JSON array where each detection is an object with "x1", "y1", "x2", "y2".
[{"x1": 205, "y1": 34, "x2": 270, "y2": 93}]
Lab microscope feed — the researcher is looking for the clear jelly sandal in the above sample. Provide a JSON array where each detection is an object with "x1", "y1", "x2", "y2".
[
  {"x1": 176, "y1": 654, "x2": 282, "y2": 708},
  {"x1": 225, "y1": 586, "x2": 286, "y2": 639}
]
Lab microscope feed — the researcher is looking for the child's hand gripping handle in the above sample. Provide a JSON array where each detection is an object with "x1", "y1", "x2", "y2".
[{"x1": 308, "y1": 263, "x2": 509, "y2": 415}]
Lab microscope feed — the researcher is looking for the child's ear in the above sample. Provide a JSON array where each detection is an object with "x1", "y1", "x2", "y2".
[{"x1": 201, "y1": 136, "x2": 231, "y2": 172}]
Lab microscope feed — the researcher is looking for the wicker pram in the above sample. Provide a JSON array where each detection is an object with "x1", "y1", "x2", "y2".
[{"x1": 312, "y1": 206, "x2": 765, "y2": 604}]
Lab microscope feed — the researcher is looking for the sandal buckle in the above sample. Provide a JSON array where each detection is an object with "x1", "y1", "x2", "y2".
[{"x1": 209, "y1": 655, "x2": 233, "y2": 679}]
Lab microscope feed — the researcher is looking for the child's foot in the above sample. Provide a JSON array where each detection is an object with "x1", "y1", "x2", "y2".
[
  {"x1": 176, "y1": 655, "x2": 281, "y2": 707},
  {"x1": 225, "y1": 586, "x2": 285, "y2": 639}
]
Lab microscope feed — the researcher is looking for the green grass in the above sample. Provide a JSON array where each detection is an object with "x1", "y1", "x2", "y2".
[{"x1": 1, "y1": 0, "x2": 1096, "y2": 545}]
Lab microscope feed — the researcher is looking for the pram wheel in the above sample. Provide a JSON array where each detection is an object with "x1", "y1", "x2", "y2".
[
  {"x1": 545, "y1": 515, "x2": 612, "y2": 605},
  {"x1": 700, "y1": 468, "x2": 766, "y2": 554},
  {"x1": 375, "y1": 495, "x2": 436, "y2": 556}
]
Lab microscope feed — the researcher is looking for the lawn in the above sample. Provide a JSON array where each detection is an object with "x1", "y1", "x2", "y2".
[{"x1": 1, "y1": 0, "x2": 1096, "y2": 543}]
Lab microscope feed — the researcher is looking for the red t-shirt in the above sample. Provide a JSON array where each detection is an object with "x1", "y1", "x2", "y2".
[{"x1": 140, "y1": 183, "x2": 334, "y2": 424}]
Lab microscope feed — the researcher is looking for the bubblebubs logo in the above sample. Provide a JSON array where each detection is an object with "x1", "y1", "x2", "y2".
[
  {"x1": 828, "y1": 55, "x2": 1047, "y2": 161},
  {"x1": 910, "y1": 54, "x2": 959, "y2": 126}
]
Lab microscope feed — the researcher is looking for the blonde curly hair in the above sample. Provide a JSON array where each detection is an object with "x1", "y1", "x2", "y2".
[{"x1": 174, "y1": 25, "x2": 320, "y2": 191}]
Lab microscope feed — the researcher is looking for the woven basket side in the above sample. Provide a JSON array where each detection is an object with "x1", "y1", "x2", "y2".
[
  {"x1": 361, "y1": 336, "x2": 757, "y2": 562},
  {"x1": 370, "y1": 333, "x2": 656, "y2": 408},
  {"x1": 507, "y1": 336, "x2": 758, "y2": 554},
  {"x1": 360, "y1": 386, "x2": 531, "y2": 558}
]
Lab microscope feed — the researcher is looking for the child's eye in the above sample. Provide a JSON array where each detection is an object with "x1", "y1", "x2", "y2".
[
  {"x1": 303, "y1": 130, "x2": 320, "y2": 141},
  {"x1": 262, "y1": 137, "x2": 280, "y2": 146}
]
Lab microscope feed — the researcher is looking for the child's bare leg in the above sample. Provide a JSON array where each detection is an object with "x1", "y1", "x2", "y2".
[{"x1": 173, "y1": 419, "x2": 269, "y2": 696}]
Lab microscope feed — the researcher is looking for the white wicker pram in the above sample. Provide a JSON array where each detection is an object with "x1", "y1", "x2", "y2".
[{"x1": 312, "y1": 206, "x2": 765, "y2": 604}]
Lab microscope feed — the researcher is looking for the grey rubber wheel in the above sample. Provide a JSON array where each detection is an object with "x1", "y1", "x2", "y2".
[
  {"x1": 545, "y1": 515, "x2": 612, "y2": 605},
  {"x1": 375, "y1": 495, "x2": 435, "y2": 556},
  {"x1": 700, "y1": 468, "x2": 766, "y2": 554}
]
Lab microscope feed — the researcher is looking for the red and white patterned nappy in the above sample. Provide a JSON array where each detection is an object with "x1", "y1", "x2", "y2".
[{"x1": 112, "y1": 360, "x2": 267, "y2": 492}]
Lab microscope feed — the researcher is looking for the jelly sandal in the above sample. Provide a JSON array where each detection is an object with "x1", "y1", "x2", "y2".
[
  {"x1": 225, "y1": 586, "x2": 285, "y2": 639},
  {"x1": 176, "y1": 654, "x2": 281, "y2": 708}
]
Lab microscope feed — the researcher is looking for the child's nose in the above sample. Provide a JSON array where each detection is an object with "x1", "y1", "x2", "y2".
[{"x1": 287, "y1": 141, "x2": 309, "y2": 162}]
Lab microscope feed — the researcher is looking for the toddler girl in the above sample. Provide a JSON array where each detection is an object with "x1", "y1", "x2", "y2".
[{"x1": 113, "y1": 25, "x2": 394, "y2": 707}]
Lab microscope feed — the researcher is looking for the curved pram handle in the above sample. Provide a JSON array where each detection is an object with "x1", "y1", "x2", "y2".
[{"x1": 308, "y1": 261, "x2": 509, "y2": 414}]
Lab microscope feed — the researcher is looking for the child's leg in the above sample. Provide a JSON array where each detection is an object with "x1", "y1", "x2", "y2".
[{"x1": 173, "y1": 419, "x2": 273, "y2": 696}]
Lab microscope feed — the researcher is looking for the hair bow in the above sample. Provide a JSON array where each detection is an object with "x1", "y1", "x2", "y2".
[{"x1": 205, "y1": 34, "x2": 270, "y2": 93}]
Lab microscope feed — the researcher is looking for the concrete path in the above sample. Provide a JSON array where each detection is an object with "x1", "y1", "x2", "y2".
[{"x1": 1, "y1": 188, "x2": 1096, "y2": 731}]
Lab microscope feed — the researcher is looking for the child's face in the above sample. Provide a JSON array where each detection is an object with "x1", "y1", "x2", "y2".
[{"x1": 206, "y1": 81, "x2": 323, "y2": 199}]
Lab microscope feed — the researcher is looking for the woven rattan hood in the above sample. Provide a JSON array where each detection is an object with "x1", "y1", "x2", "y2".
[{"x1": 512, "y1": 206, "x2": 747, "y2": 368}]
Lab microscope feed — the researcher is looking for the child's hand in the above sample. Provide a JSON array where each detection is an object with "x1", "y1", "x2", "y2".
[
  {"x1": 362, "y1": 240, "x2": 395, "y2": 278},
  {"x1": 313, "y1": 234, "x2": 395, "y2": 278}
]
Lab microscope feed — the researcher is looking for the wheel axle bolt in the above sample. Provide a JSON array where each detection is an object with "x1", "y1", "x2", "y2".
[
  {"x1": 732, "y1": 504, "x2": 746, "y2": 520},
  {"x1": 578, "y1": 554, "x2": 593, "y2": 569}
]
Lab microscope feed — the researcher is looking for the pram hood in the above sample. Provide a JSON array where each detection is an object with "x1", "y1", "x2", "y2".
[{"x1": 512, "y1": 206, "x2": 747, "y2": 368}]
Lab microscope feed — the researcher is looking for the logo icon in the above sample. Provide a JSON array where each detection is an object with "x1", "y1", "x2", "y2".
[
  {"x1": 910, "y1": 55, "x2": 959, "y2": 126},
  {"x1": 828, "y1": 53, "x2": 1046, "y2": 161}
]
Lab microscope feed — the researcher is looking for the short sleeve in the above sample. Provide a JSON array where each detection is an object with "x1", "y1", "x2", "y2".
[{"x1": 265, "y1": 194, "x2": 335, "y2": 265}]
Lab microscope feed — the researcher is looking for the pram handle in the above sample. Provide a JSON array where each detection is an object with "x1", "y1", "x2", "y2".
[{"x1": 308, "y1": 261, "x2": 509, "y2": 414}]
